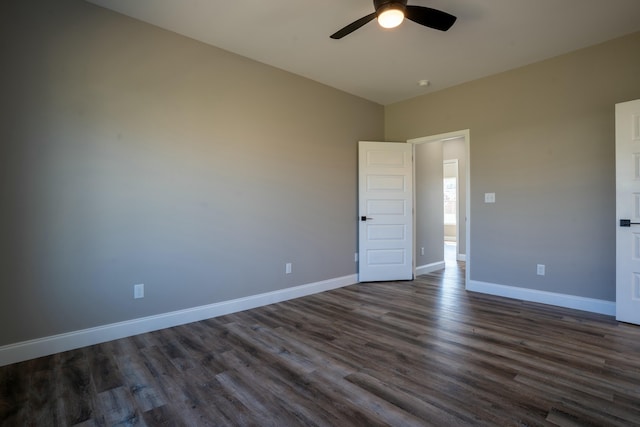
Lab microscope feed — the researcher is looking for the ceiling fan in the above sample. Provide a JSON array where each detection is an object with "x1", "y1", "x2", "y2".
[{"x1": 330, "y1": 0, "x2": 457, "y2": 39}]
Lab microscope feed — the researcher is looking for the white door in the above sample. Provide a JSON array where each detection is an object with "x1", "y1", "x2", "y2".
[
  {"x1": 358, "y1": 141, "x2": 413, "y2": 282},
  {"x1": 616, "y1": 99, "x2": 640, "y2": 325}
]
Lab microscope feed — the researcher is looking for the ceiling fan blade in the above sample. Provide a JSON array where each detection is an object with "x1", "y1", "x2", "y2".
[
  {"x1": 330, "y1": 13, "x2": 376, "y2": 39},
  {"x1": 405, "y1": 6, "x2": 456, "y2": 31}
]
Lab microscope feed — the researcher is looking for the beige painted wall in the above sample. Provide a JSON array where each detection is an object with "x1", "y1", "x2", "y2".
[
  {"x1": 0, "y1": 0, "x2": 383, "y2": 346},
  {"x1": 386, "y1": 31, "x2": 640, "y2": 301}
]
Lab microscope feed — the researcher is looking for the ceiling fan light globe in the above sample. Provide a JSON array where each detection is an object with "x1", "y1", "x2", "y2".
[{"x1": 378, "y1": 8, "x2": 404, "y2": 29}]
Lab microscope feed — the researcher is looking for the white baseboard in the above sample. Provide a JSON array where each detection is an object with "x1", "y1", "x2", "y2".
[
  {"x1": 457, "y1": 254, "x2": 466, "y2": 262},
  {"x1": 466, "y1": 280, "x2": 615, "y2": 316},
  {"x1": 0, "y1": 274, "x2": 358, "y2": 367},
  {"x1": 416, "y1": 261, "x2": 446, "y2": 276}
]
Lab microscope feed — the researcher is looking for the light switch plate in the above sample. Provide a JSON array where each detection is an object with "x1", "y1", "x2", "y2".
[{"x1": 484, "y1": 193, "x2": 496, "y2": 203}]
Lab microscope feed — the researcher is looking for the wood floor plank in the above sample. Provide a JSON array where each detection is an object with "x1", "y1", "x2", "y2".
[
  {"x1": 214, "y1": 369, "x2": 301, "y2": 427},
  {"x1": 304, "y1": 368, "x2": 426, "y2": 427},
  {"x1": 2, "y1": 262, "x2": 640, "y2": 425},
  {"x1": 345, "y1": 371, "x2": 476, "y2": 426},
  {"x1": 221, "y1": 349, "x2": 351, "y2": 426},
  {"x1": 141, "y1": 404, "x2": 187, "y2": 426},
  {"x1": 178, "y1": 367, "x2": 255, "y2": 427},
  {"x1": 58, "y1": 349, "x2": 97, "y2": 426},
  {"x1": 114, "y1": 351, "x2": 166, "y2": 413},
  {"x1": 87, "y1": 341, "x2": 123, "y2": 393},
  {"x1": 0, "y1": 362, "x2": 29, "y2": 425},
  {"x1": 97, "y1": 385, "x2": 146, "y2": 426},
  {"x1": 28, "y1": 368, "x2": 64, "y2": 426},
  {"x1": 139, "y1": 345, "x2": 232, "y2": 426}
]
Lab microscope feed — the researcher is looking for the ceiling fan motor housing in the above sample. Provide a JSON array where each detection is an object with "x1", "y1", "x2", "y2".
[{"x1": 374, "y1": 0, "x2": 408, "y2": 15}]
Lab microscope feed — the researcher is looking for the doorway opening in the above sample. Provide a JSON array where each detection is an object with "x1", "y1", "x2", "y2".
[
  {"x1": 409, "y1": 130, "x2": 470, "y2": 285},
  {"x1": 443, "y1": 159, "x2": 458, "y2": 266}
]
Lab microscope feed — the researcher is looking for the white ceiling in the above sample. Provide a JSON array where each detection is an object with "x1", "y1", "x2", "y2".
[{"x1": 87, "y1": 0, "x2": 640, "y2": 105}]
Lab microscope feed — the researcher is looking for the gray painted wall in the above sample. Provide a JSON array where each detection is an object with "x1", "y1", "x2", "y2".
[
  {"x1": 386, "y1": 31, "x2": 640, "y2": 301},
  {"x1": 0, "y1": 0, "x2": 383, "y2": 346},
  {"x1": 415, "y1": 142, "x2": 444, "y2": 266}
]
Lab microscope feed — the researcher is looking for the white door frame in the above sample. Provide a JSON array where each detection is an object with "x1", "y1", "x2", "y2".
[{"x1": 408, "y1": 129, "x2": 471, "y2": 286}]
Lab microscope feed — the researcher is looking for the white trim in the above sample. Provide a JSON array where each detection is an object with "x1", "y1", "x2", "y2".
[
  {"x1": 467, "y1": 280, "x2": 615, "y2": 316},
  {"x1": 0, "y1": 274, "x2": 357, "y2": 367},
  {"x1": 416, "y1": 261, "x2": 446, "y2": 276},
  {"x1": 457, "y1": 254, "x2": 467, "y2": 262},
  {"x1": 444, "y1": 236, "x2": 456, "y2": 242}
]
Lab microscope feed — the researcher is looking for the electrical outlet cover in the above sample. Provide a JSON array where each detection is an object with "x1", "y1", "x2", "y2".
[{"x1": 134, "y1": 283, "x2": 144, "y2": 299}]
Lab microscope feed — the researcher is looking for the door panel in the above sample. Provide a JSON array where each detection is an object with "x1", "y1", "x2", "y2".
[
  {"x1": 359, "y1": 141, "x2": 413, "y2": 282},
  {"x1": 616, "y1": 99, "x2": 640, "y2": 325}
]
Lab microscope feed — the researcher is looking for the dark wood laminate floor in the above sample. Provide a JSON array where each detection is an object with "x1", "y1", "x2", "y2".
[{"x1": 2, "y1": 263, "x2": 640, "y2": 426}]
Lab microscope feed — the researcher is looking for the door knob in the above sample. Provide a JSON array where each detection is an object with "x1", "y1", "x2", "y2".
[
  {"x1": 620, "y1": 219, "x2": 640, "y2": 227},
  {"x1": 361, "y1": 216, "x2": 374, "y2": 221}
]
